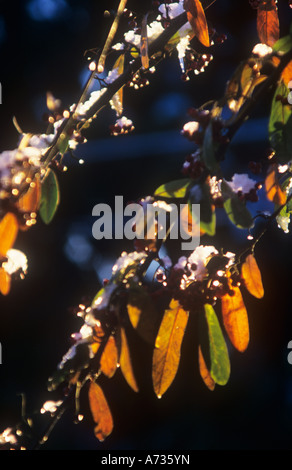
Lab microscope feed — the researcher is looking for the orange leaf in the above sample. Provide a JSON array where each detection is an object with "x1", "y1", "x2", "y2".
[
  {"x1": 0, "y1": 212, "x2": 19, "y2": 258},
  {"x1": 198, "y1": 344, "x2": 215, "y2": 391},
  {"x1": 152, "y1": 299, "x2": 189, "y2": 398},
  {"x1": 184, "y1": 0, "x2": 210, "y2": 47},
  {"x1": 265, "y1": 165, "x2": 287, "y2": 205},
  {"x1": 282, "y1": 60, "x2": 292, "y2": 86},
  {"x1": 111, "y1": 54, "x2": 125, "y2": 116},
  {"x1": 241, "y1": 254, "x2": 264, "y2": 299},
  {"x1": 91, "y1": 342, "x2": 100, "y2": 355},
  {"x1": 180, "y1": 202, "x2": 204, "y2": 237},
  {"x1": 140, "y1": 14, "x2": 149, "y2": 70},
  {"x1": 0, "y1": 267, "x2": 11, "y2": 295},
  {"x1": 221, "y1": 283, "x2": 249, "y2": 353},
  {"x1": 257, "y1": 0, "x2": 279, "y2": 47},
  {"x1": 17, "y1": 178, "x2": 41, "y2": 213},
  {"x1": 88, "y1": 381, "x2": 113, "y2": 442},
  {"x1": 120, "y1": 327, "x2": 139, "y2": 392},
  {"x1": 100, "y1": 335, "x2": 118, "y2": 378}
]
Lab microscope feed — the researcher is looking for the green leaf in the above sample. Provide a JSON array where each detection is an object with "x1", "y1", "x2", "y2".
[
  {"x1": 204, "y1": 304, "x2": 230, "y2": 386},
  {"x1": 273, "y1": 34, "x2": 292, "y2": 54},
  {"x1": 223, "y1": 196, "x2": 254, "y2": 229},
  {"x1": 154, "y1": 178, "x2": 192, "y2": 198},
  {"x1": 188, "y1": 183, "x2": 216, "y2": 236},
  {"x1": 269, "y1": 81, "x2": 292, "y2": 163},
  {"x1": 39, "y1": 169, "x2": 60, "y2": 224},
  {"x1": 202, "y1": 121, "x2": 220, "y2": 173}
]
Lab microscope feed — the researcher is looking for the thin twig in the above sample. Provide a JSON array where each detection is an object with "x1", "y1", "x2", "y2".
[
  {"x1": 97, "y1": 0, "x2": 128, "y2": 74},
  {"x1": 85, "y1": 11, "x2": 188, "y2": 121}
]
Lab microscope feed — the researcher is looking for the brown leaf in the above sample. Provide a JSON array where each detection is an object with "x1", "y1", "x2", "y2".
[
  {"x1": 198, "y1": 344, "x2": 215, "y2": 391},
  {"x1": 152, "y1": 299, "x2": 189, "y2": 398},
  {"x1": 241, "y1": 254, "x2": 264, "y2": 299},
  {"x1": 140, "y1": 14, "x2": 149, "y2": 70},
  {"x1": 0, "y1": 267, "x2": 11, "y2": 296},
  {"x1": 88, "y1": 381, "x2": 113, "y2": 442},
  {"x1": 120, "y1": 327, "x2": 139, "y2": 392},
  {"x1": 0, "y1": 212, "x2": 19, "y2": 258},
  {"x1": 17, "y1": 178, "x2": 41, "y2": 213},
  {"x1": 184, "y1": 0, "x2": 210, "y2": 47},
  {"x1": 265, "y1": 165, "x2": 287, "y2": 206},
  {"x1": 100, "y1": 335, "x2": 118, "y2": 378},
  {"x1": 257, "y1": 0, "x2": 279, "y2": 47},
  {"x1": 221, "y1": 280, "x2": 249, "y2": 353}
]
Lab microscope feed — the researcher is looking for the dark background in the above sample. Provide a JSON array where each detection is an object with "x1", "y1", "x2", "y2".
[{"x1": 0, "y1": 0, "x2": 292, "y2": 451}]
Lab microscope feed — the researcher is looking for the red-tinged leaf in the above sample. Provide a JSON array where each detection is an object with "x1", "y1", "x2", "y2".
[
  {"x1": 140, "y1": 14, "x2": 149, "y2": 70},
  {"x1": 152, "y1": 299, "x2": 189, "y2": 398},
  {"x1": 221, "y1": 281, "x2": 249, "y2": 353},
  {"x1": 88, "y1": 382, "x2": 113, "y2": 442},
  {"x1": 100, "y1": 335, "x2": 118, "y2": 378},
  {"x1": 265, "y1": 165, "x2": 287, "y2": 205},
  {"x1": 184, "y1": 0, "x2": 210, "y2": 47},
  {"x1": 257, "y1": 0, "x2": 279, "y2": 47},
  {"x1": 241, "y1": 254, "x2": 264, "y2": 299},
  {"x1": 17, "y1": 178, "x2": 41, "y2": 213},
  {"x1": 0, "y1": 267, "x2": 11, "y2": 296},
  {"x1": 0, "y1": 212, "x2": 19, "y2": 258},
  {"x1": 198, "y1": 344, "x2": 215, "y2": 391},
  {"x1": 120, "y1": 327, "x2": 139, "y2": 392}
]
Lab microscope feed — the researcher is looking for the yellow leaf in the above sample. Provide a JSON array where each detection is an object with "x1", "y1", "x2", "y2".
[
  {"x1": 100, "y1": 335, "x2": 118, "y2": 378},
  {"x1": 198, "y1": 344, "x2": 215, "y2": 391},
  {"x1": 127, "y1": 286, "x2": 159, "y2": 345},
  {"x1": 120, "y1": 327, "x2": 139, "y2": 392},
  {"x1": 88, "y1": 382, "x2": 113, "y2": 442},
  {"x1": 241, "y1": 254, "x2": 264, "y2": 299},
  {"x1": 0, "y1": 212, "x2": 19, "y2": 258},
  {"x1": 221, "y1": 281, "x2": 249, "y2": 353},
  {"x1": 184, "y1": 0, "x2": 210, "y2": 47},
  {"x1": 111, "y1": 54, "x2": 125, "y2": 116},
  {"x1": 127, "y1": 304, "x2": 140, "y2": 329},
  {"x1": 152, "y1": 299, "x2": 189, "y2": 398},
  {"x1": 265, "y1": 165, "x2": 287, "y2": 206},
  {"x1": 0, "y1": 267, "x2": 11, "y2": 295}
]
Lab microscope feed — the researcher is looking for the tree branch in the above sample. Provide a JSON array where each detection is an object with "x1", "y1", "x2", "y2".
[
  {"x1": 225, "y1": 49, "x2": 292, "y2": 142},
  {"x1": 40, "y1": 11, "x2": 188, "y2": 167}
]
